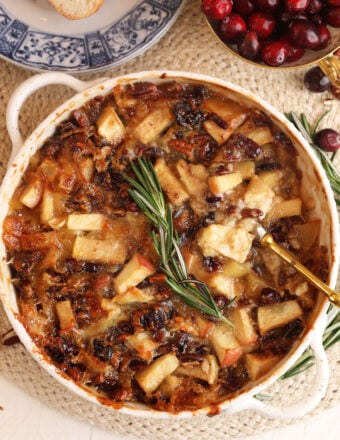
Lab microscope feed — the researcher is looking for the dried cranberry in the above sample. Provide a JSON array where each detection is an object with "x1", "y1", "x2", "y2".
[
  {"x1": 203, "y1": 256, "x2": 223, "y2": 273},
  {"x1": 118, "y1": 321, "x2": 135, "y2": 334},
  {"x1": 44, "y1": 346, "x2": 65, "y2": 364},
  {"x1": 93, "y1": 339, "x2": 113, "y2": 362},
  {"x1": 174, "y1": 101, "x2": 205, "y2": 128},
  {"x1": 129, "y1": 359, "x2": 148, "y2": 371},
  {"x1": 223, "y1": 133, "x2": 263, "y2": 160},
  {"x1": 258, "y1": 287, "x2": 283, "y2": 305}
]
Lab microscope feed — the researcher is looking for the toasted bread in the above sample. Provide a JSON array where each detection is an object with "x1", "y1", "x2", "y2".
[{"x1": 48, "y1": 0, "x2": 104, "y2": 20}]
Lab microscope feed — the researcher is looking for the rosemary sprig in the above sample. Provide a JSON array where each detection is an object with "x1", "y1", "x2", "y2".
[
  {"x1": 281, "y1": 111, "x2": 340, "y2": 379},
  {"x1": 286, "y1": 111, "x2": 340, "y2": 206},
  {"x1": 124, "y1": 158, "x2": 233, "y2": 326}
]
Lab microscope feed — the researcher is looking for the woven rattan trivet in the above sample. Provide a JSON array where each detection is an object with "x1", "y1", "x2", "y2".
[{"x1": 0, "y1": 0, "x2": 339, "y2": 438}]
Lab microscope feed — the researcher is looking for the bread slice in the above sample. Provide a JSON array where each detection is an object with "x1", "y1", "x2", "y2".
[{"x1": 48, "y1": 0, "x2": 104, "y2": 20}]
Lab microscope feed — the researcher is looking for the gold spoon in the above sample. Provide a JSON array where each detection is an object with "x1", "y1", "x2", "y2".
[{"x1": 258, "y1": 228, "x2": 340, "y2": 308}]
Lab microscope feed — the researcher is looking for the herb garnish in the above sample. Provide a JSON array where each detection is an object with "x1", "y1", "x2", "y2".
[
  {"x1": 124, "y1": 158, "x2": 233, "y2": 326},
  {"x1": 282, "y1": 111, "x2": 340, "y2": 379}
]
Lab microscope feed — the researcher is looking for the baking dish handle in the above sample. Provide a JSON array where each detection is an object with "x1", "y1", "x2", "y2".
[
  {"x1": 238, "y1": 315, "x2": 329, "y2": 419},
  {"x1": 6, "y1": 72, "x2": 108, "y2": 165}
]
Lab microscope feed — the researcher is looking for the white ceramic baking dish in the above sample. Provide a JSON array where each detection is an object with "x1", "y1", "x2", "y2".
[{"x1": 0, "y1": 71, "x2": 339, "y2": 419}]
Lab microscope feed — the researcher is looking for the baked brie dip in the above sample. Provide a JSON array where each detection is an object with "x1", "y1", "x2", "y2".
[{"x1": 2, "y1": 78, "x2": 328, "y2": 413}]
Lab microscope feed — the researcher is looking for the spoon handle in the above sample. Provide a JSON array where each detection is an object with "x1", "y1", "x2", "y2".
[{"x1": 261, "y1": 233, "x2": 340, "y2": 308}]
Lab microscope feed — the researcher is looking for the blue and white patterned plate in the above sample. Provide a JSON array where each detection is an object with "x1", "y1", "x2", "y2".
[{"x1": 0, "y1": 0, "x2": 185, "y2": 73}]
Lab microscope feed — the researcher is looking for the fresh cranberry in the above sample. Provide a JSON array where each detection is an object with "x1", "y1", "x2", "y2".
[
  {"x1": 248, "y1": 12, "x2": 276, "y2": 39},
  {"x1": 201, "y1": 0, "x2": 233, "y2": 20},
  {"x1": 304, "y1": 66, "x2": 332, "y2": 92},
  {"x1": 324, "y1": 0, "x2": 340, "y2": 6},
  {"x1": 280, "y1": 36, "x2": 305, "y2": 61},
  {"x1": 284, "y1": 0, "x2": 311, "y2": 13},
  {"x1": 254, "y1": 0, "x2": 281, "y2": 12},
  {"x1": 276, "y1": 10, "x2": 294, "y2": 34},
  {"x1": 293, "y1": 11, "x2": 309, "y2": 20},
  {"x1": 238, "y1": 31, "x2": 261, "y2": 59},
  {"x1": 324, "y1": 6, "x2": 340, "y2": 27},
  {"x1": 233, "y1": 0, "x2": 256, "y2": 16},
  {"x1": 313, "y1": 24, "x2": 331, "y2": 49},
  {"x1": 306, "y1": 0, "x2": 323, "y2": 13},
  {"x1": 288, "y1": 19, "x2": 321, "y2": 48},
  {"x1": 309, "y1": 12, "x2": 325, "y2": 24},
  {"x1": 261, "y1": 41, "x2": 288, "y2": 65},
  {"x1": 314, "y1": 129, "x2": 340, "y2": 152},
  {"x1": 220, "y1": 13, "x2": 247, "y2": 43}
]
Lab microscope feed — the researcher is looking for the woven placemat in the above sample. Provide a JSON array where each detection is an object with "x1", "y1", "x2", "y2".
[{"x1": 0, "y1": 0, "x2": 339, "y2": 438}]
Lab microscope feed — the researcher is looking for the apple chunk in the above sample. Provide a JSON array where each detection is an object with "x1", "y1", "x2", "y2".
[
  {"x1": 136, "y1": 353, "x2": 180, "y2": 394},
  {"x1": 72, "y1": 236, "x2": 127, "y2": 264},
  {"x1": 56, "y1": 300, "x2": 76, "y2": 333},
  {"x1": 210, "y1": 324, "x2": 242, "y2": 367},
  {"x1": 113, "y1": 254, "x2": 155, "y2": 294},
  {"x1": 19, "y1": 176, "x2": 44, "y2": 208},
  {"x1": 96, "y1": 106, "x2": 126, "y2": 143},
  {"x1": 257, "y1": 300, "x2": 303, "y2": 335},
  {"x1": 231, "y1": 307, "x2": 258, "y2": 346},
  {"x1": 208, "y1": 172, "x2": 242, "y2": 195},
  {"x1": 245, "y1": 353, "x2": 282, "y2": 380},
  {"x1": 67, "y1": 213, "x2": 106, "y2": 231}
]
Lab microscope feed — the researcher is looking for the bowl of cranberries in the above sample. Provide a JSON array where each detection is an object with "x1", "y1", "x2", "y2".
[{"x1": 202, "y1": 0, "x2": 340, "y2": 68}]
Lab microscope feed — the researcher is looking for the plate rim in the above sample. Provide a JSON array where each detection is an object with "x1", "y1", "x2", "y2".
[{"x1": 0, "y1": 0, "x2": 186, "y2": 74}]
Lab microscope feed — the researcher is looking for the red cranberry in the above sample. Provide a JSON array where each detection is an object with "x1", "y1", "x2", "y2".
[
  {"x1": 248, "y1": 12, "x2": 276, "y2": 39},
  {"x1": 314, "y1": 129, "x2": 340, "y2": 152},
  {"x1": 284, "y1": 0, "x2": 311, "y2": 13},
  {"x1": 280, "y1": 36, "x2": 305, "y2": 61},
  {"x1": 202, "y1": 0, "x2": 233, "y2": 20},
  {"x1": 276, "y1": 10, "x2": 294, "y2": 34},
  {"x1": 293, "y1": 11, "x2": 309, "y2": 20},
  {"x1": 288, "y1": 19, "x2": 321, "y2": 48},
  {"x1": 313, "y1": 24, "x2": 331, "y2": 49},
  {"x1": 304, "y1": 66, "x2": 332, "y2": 92},
  {"x1": 233, "y1": 0, "x2": 256, "y2": 16},
  {"x1": 306, "y1": 0, "x2": 323, "y2": 13},
  {"x1": 309, "y1": 12, "x2": 325, "y2": 24},
  {"x1": 324, "y1": 0, "x2": 340, "y2": 6},
  {"x1": 238, "y1": 31, "x2": 261, "y2": 59},
  {"x1": 261, "y1": 41, "x2": 288, "y2": 65},
  {"x1": 220, "y1": 13, "x2": 247, "y2": 43},
  {"x1": 253, "y1": 0, "x2": 281, "y2": 12},
  {"x1": 324, "y1": 6, "x2": 340, "y2": 27}
]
